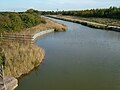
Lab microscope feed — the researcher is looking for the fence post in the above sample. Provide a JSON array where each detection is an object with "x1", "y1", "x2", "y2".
[
  {"x1": 0, "y1": 65, "x2": 6, "y2": 90},
  {"x1": 1, "y1": 33, "x2": 3, "y2": 40}
]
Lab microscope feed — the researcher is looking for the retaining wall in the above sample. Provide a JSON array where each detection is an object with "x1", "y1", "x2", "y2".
[{"x1": 32, "y1": 29, "x2": 54, "y2": 41}]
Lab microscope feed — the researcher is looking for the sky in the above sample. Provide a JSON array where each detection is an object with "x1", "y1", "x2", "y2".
[{"x1": 0, "y1": 0, "x2": 120, "y2": 11}]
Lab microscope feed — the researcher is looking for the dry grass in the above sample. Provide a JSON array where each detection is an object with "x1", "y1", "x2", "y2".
[
  {"x1": 68, "y1": 16, "x2": 120, "y2": 27},
  {"x1": 49, "y1": 15, "x2": 120, "y2": 31},
  {"x1": 0, "y1": 18, "x2": 67, "y2": 78},
  {"x1": 0, "y1": 41, "x2": 44, "y2": 78},
  {"x1": 12, "y1": 18, "x2": 67, "y2": 35}
]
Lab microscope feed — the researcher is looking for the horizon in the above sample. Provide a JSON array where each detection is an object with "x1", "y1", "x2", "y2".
[
  {"x1": 0, "y1": 0, "x2": 120, "y2": 12},
  {"x1": 0, "y1": 6, "x2": 119, "y2": 12}
]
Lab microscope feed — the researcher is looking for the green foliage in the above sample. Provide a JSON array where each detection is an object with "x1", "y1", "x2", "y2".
[
  {"x1": 26, "y1": 9, "x2": 40, "y2": 15},
  {"x1": 0, "y1": 14, "x2": 11, "y2": 33},
  {"x1": 0, "y1": 10, "x2": 46, "y2": 33},
  {"x1": 41, "y1": 11, "x2": 57, "y2": 15},
  {"x1": 20, "y1": 13, "x2": 46, "y2": 28},
  {"x1": 42, "y1": 7, "x2": 120, "y2": 19},
  {"x1": 9, "y1": 13, "x2": 23, "y2": 32}
]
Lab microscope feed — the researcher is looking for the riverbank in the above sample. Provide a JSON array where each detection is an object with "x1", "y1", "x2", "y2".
[
  {"x1": 18, "y1": 15, "x2": 120, "y2": 90},
  {"x1": 0, "y1": 18, "x2": 67, "y2": 79},
  {"x1": 48, "y1": 15, "x2": 120, "y2": 32}
]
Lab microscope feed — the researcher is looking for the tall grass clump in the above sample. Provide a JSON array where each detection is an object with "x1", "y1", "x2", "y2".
[{"x1": 0, "y1": 42, "x2": 45, "y2": 78}]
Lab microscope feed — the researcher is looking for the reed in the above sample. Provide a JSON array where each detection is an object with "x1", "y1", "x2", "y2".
[
  {"x1": 0, "y1": 41, "x2": 44, "y2": 78},
  {"x1": 0, "y1": 18, "x2": 67, "y2": 78}
]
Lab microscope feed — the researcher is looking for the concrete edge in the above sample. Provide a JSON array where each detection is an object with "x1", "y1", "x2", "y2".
[{"x1": 32, "y1": 29, "x2": 54, "y2": 41}]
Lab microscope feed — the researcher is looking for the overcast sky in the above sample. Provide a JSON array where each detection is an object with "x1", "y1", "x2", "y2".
[{"x1": 0, "y1": 0, "x2": 120, "y2": 11}]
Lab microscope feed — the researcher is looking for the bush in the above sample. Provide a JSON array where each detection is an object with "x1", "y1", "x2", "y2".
[
  {"x1": 0, "y1": 11, "x2": 46, "y2": 33},
  {"x1": 9, "y1": 13, "x2": 23, "y2": 32},
  {"x1": 0, "y1": 15, "x2": 12, "y2": 33}
]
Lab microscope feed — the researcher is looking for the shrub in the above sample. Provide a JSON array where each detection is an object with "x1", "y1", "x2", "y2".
[{"x1": 0, "y1": 12, "x2": 46, "y2": 33}]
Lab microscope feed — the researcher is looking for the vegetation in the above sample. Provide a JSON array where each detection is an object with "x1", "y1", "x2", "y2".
[
  {"x1": 42, "y1": 7, "x2": 120, "y2": 20},
  {"x1": 22, "y1": 18, "x2": 67, "y2": 35},
  {"x1": 0, "y1": 8, "x2": 67, "y2": 78},
  {"x1": 0, "y1": 11, "x2": 46, "y2": 33},
  {"x1": 26, "y1": 9, "x2": 40, "y2": 15},
  {"x1": 41, "y1": 11, "x2": 57, "y2": 15},
  {"x1": 0, "y1": 13, "x2": 67, "y2": 78},
  {"x1": 57, "y1": 16, "x2": 120, "y2": 27},
  {"x1": 0, "y1": 48, "x2": 5, "y2": 65},
  {"x1": 0, "y1": 41, "x2": 45, "y2": 78},
  {"x1": 48, "y1": 15, "x2": 120, "y2": 31},
  {"x1": 1, "y1": 19, "x2": 67, "y2": 78},
  {"x1": 74, "y1": 17, "x2": 120, "y2": 27}
]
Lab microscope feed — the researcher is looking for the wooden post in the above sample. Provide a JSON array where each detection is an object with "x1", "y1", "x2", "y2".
[
  {"x1": 2, "y1": 65, "x2": 6, "y2": 90},
  {"x1": 0, "y1": 49, "x2": 6, "y2": 90},
  {"x1": 1, "y1": 33, "x2": 3, "y2": 40},
  {"x1": 0, "y1": 65, "x2": 6, "y2": 90}
]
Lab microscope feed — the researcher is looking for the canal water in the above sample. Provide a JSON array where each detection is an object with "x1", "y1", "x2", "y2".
[{"x1": 18, "y1": 18, "x2": 120, "y2": 90}]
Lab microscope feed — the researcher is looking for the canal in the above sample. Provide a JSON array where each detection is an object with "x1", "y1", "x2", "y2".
[{"x1": 18, "y1": 17, "x2": 120, "y2": 90}]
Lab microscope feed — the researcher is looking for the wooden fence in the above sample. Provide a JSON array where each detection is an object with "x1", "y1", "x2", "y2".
[{"x1": 0, "y1": 33, "x2": 33, "y2": 44}]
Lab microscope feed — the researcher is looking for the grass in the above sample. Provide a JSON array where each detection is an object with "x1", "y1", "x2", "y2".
[
  {"x1": 3, "y1": 42, "x2": 45, "y2": 78},
  {"x1": 48, "y1": 15, "x2": 120, "y2": 31},
  {"x1": 19, "y1": 18, "x2": 67, "y2": 35},
  {"x1": 0, "y1": 41, "x2": 44, "y2": 78},
  {"x1": 0, "y1": 18, "x2": 67, "y2": 78},
  {"x1": 69, "y1": 16, "x2": 120, "y2": 27}
]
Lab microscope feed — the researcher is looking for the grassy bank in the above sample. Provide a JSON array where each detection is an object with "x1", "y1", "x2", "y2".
[
  {"x1": 0, "y1": 17, "x2": 67, "y2": 78},
  {"x1": 48, "y1": 15, "x2": 120, "y2": 31},
  {"x1": 1, "y1": 42, "x2": 44, "y2": 78},
  {"x1": 21, "y1": 18, "x2": 67, "y2": 35}
]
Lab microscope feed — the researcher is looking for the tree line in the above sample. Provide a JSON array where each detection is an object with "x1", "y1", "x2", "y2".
[
  {"x1": 41, "y1": 7, "x2": 120, "y2": 19},
  {"x1": 0, "y1": 9, "x2": 46, "y2": 33}
]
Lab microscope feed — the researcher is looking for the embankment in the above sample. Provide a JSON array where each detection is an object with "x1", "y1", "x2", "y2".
[
  {"x1": 48, "y1": 15, "x2": 120, "y2": 32},
  {"x1": 1, "y1": 18, "x2": 67, "y2": 78},
  {"x1": 32, "y1": 29, "x2": 54, "y2": 41}
]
